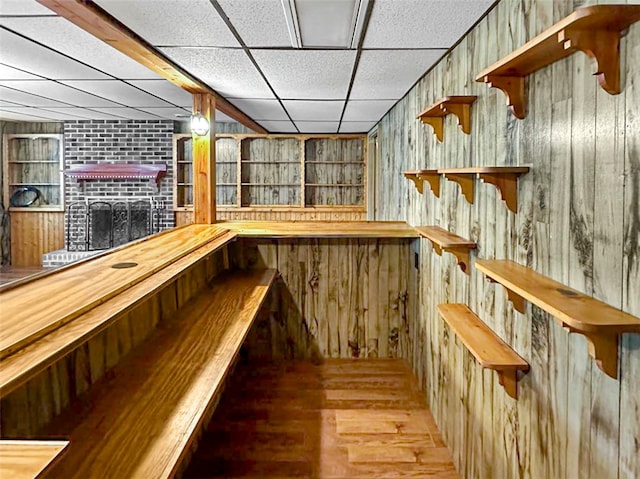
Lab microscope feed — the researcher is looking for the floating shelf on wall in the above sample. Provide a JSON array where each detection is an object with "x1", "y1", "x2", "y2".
[
  {"x1": 403, "y1": 171, "x2": 423, "y2": 194},
  {"x1": 438, "y1": 304, "x2": 529, "y2": 399},
  {"x1": 64, "y1": 163, "x2": 167, "y2": 187},
  {"x1": 417, "y1": 96, "x2": 477, "y2": 142},
  {"x1": 475, "y1": 5, "x2": 640, "y2": 119},
  {"x1": 475, "y1": 259, "x2": 640, "y2": 379},
  {"x1": 438, "y1": 167, "x2": 530, "y2": 213},
  {"x1": 416, "y1": 226, "x2": 476, "y2": 274}
]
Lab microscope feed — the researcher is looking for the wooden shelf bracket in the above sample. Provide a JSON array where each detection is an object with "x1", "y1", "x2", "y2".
[
  {"x1": 417, "y1": 170, "x2": 440, "y2": 197},
  {"x1": 403, "y1": 171, "x2": 423, "y2": 194},
  {"x1": 442, "y1": 172, "x2": 475, "y2": 204},
  {"x1": 421, "y1": 117, "x2": 444, "y2": 142},
  {"x1": 476, "y1": 259, "x2": 640, "y2": 379},
  {"x1": 475, "y1": 5, "x2": 640, "y2": 119}
]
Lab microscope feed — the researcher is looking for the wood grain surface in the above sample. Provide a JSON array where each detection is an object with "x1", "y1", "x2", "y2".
[
  {"x1": 183, "y1": 359, "x2": 459, "y2": 479},
  {"x1": 0, "y1": 230, "x2": 236, "y2": 398},
  {"x1": 0, "y1": 440, "x2": 69, "y2": 479},
  {"x1": 216, "y1": 220, "x2": 418, "y2": 238},
  {"x1": 0, "y1": 224, "x2": 229, "y2": 360},
  {"x1": 373, "y1": 0, "x2": 640, "y2": 476},
  {"x1": 41, "y1": 269, "x2": 276, "y2": 479}
]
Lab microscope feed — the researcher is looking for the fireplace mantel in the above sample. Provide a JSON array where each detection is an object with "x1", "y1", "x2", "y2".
[{"x1": 64, "y1": 163, "x2": 167, "y2": 187}]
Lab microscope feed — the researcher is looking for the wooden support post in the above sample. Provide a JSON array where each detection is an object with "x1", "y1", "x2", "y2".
[{"x1": 192, "y1": 93, "x2": 216, "y2": 224}]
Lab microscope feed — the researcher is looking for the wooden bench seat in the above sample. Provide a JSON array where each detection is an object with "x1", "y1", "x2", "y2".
[{"x1": 40, "y1": 268, "x2": 277, "y2": 479}]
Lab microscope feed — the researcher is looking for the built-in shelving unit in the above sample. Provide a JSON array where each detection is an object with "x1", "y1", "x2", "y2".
[
  {"x1": 417, "y1": 96, "x2": 477, "y2": 142},
  {"x1": 2, "y1": 134, "x2": 64, "y2": 211},
  {"x1": 438, "y1": 304, "x2": 529, "y2": 399},
  {"x1": 475, "y1": 259, "x2": 640, "y2": 379},
  {"x1": 173, "y1": 133, "x2": 366, "y2": 211},
  {"x1": 439, "y1": 167, "x2": 529, "y2": 213},
  {"x1": 415, "y1": 226, "x2": 476, "y2": 274},
  {"x1": 475, "y1": 5, "x2": 640, "y2": 119}
]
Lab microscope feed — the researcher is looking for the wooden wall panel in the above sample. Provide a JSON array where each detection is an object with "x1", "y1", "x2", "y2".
[
  {"x1": 175, "y1": 208, "x2": 366, "y2": 226},
  {"x1": 10, "y1": 211, "x2": 64, "y2": 266},
  {"x1": 372, "y1": 1, "x2": 640, "y2": 478},
  {"x1": 233, "y1": 238, "x2": 414, "y2": 361},
  {"x1": 0, "y1": 249, "x2": 226, "y2": 437}
]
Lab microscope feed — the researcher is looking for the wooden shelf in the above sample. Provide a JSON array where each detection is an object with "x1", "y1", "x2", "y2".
[
  {"x1": 9, "y1": 161, "x2": 60, "y2": 164},
  {"x1": 475, "y1": 5, "x2": 640, "y2": 119},
  {"x1": 305, "y1": 161, "x2": 364, "y2": 165},
  {"x1": 415, "y1": 226, "x2": 476, "y2": 274},
  {"x1": 475, "y1": 259, "x2": 640, "y2": 379},
  {"x1": 241, "y1": 161, "x2": 300, "y2": 164},
  {"x1": 241, "y1": 183, "x2": 300, "y2": 187},
  {"x1": 438, "y1": 167, "x2": 529, "y2": 213},
  {"x1": 64, "y1": 163, "x2": 167, "y2": 187},
  {"x1": 417, "y1": 96, "x2": 477, "y2": 142},
  {"x1": 9, "y1": 183, "x2": 59, "y2": 186},
  {"x1": 438, "y1": 304, "x2": 529, "y2": 399}
]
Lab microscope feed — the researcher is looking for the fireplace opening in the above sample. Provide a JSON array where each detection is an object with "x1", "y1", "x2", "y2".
[{"x1": 67, "y1": 199, "x2": 161, "y2": 252}]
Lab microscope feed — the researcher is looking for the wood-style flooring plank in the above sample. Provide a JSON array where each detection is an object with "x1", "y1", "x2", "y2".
[{"x1": 184, "y1": 359, "x2": 458, "y2": 479}]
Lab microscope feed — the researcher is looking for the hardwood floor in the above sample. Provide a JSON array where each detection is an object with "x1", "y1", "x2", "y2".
[{"x1": 185, "y1": 359, "x2": 459, "y2": 479}]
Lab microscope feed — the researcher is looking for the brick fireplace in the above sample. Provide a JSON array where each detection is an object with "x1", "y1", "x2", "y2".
[{"x1": 43, "y1": 119, "x2": 176, "y2": 267}]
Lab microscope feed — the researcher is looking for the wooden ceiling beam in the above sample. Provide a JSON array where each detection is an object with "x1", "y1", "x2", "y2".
[{"x1": 37, "y1": 0, "x2": 267, "y2": 134}]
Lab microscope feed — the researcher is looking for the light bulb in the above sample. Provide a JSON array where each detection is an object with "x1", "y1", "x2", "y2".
[{"x1": 191, "y1": 113, "x2": 209, "y2": 136}]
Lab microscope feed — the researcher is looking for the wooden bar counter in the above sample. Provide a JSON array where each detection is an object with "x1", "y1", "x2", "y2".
[
  {"x1": 0, "y1": 224, "x2": 236, "y2": 361},
  {"x1": 215, "y1": 220, "x2": 419, "y2": 238}
]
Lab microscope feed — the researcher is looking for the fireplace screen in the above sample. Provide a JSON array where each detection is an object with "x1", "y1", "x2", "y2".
[{"x1": 67, "y1": 200, "x2": 159, "y2": 251}]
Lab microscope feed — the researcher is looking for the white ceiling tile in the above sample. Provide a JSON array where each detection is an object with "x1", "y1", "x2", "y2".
[
  {"x1": 161, "y1": 47, "x2": 274, "y2": 99},
  {"x1": 94, "y1": 0, "x2": 239, "y2": 47},
  {"x1": 86, "y1": 107, "x2": 165, "y2": 120},
  {"x1": 0, "y1": 64, "x2": 42, "y2": 80},
  {"x1": 339, "y1": 121, "x2": 377, "y2": 133},
  {"x1": 137, "y1": 106, "x2": 192, "y2": 120},
  {"x1": 252, "y1": 50, "x2": 355, "y2": 100},
  {"x1": 350, "y1": 50, "x2": 445, "y2": 100},
  {"x1": 0, "y1": 85, "x2": 73, "y2": 107},
  {"x1": 0, "y1": 106, "x2": 90, "y2": 120},
  {"x1": 363, "y1": 0, "x2": 493, "y2": 48},
  {"x1": 215, "y1": 110, "x2": 236, "y2": 123},
  {"x1": 0, "y1": 109, "x2": 54, "y2": 122},
  {"x1": 228, "y1": 99, "x2": 288, "y2": 121},
  {"x1": 256, "y1": 120, "x2": 297, "y2": 133},
  {"x1": 0, "y1": 17, "x2": 161, "y2": 79},
  {"x1": 5, "y1": 106, "x2": 130, "y2": 120},
  {"x1": 294, "y1": 121, "x2": 339, "y2": 134},
  {"x1": 0, "y1": 29, "x2": 109, "y2": 80},
  {"x1": 342, "y1": 99, "x2": 396, "y2": 121},
  {"x1": 283, "y1": 100, "x2": 343, "y2": 121},
  {"x1": 0, "y1": 81, "x2": 122, "y2": 107},
  {"x1": 217, "y1": 0, "x2": 291, "y2": 47},
  {"x1": 128, "y1": 80, "x2": 193, "y2": 107},
  {"x1": 0, "y1": 1, "x2": 54, "y2": 15},
  {"x1": 60, "y1": 80, "x2": 173, "y2": 107}
]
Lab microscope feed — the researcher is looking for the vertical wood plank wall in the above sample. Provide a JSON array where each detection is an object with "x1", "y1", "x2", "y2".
[
  {"x1": 0, "y1": 249, "x2": 226, "y2": 437},
  {"x1": 370, "y1": 1, "x2": 640, "y2": 478},
  {"x1": 231, "y1": 238, "x2": 414, "y2": 361}
]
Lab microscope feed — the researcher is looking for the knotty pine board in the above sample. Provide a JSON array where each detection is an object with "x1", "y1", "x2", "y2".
[
  {"x1": 372, "y1": 0, "x2": 640, "y2": 478},
  {"x1": 232, "y1": 238, "x2": 414, "y2": 360},
  {"x1": 0, "y1": 248, "x2": 226, "y2": 437}
]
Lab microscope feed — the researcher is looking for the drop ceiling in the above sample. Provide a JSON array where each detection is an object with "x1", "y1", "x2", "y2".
[{"x1": 0, "y1": 0, "x2": 495, "y2": 133}]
